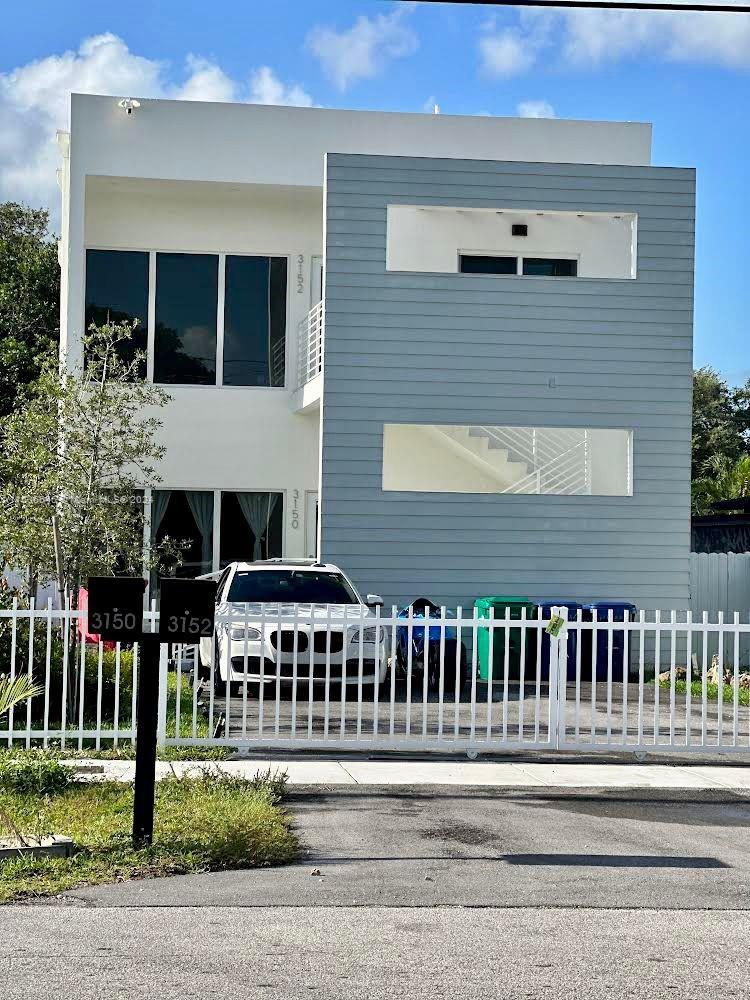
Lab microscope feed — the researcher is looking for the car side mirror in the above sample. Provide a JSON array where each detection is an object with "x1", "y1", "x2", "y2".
[{"x1": 366, "y1": 594, "x2": 384, "y2": 608}]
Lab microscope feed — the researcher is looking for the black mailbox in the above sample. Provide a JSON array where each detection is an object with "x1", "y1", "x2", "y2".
[
  {"x1": 87, "y1": 577, "x2": 146, "y2": 641},
  {"x1": 158, "y1": 578, "x2": 217, "y2": 642}
]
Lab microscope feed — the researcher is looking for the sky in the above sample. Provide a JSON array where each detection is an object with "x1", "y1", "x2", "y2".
[{"x1": 0, "y1": 0, "x2": 748, "y2": 384}]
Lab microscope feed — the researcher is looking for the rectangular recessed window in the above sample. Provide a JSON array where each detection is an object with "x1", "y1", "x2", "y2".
[
  {"x1": 154, "y1": 252, "x2": 218, "y2": 385},
  {"x1": 459, "y1": 254, "x2": 517, "y2": 275},
  {"x1": 522, "y1": 258, "x2": 578, "y2": 277},
  {"x1": 382, "y1": 425, "x2": 632, "y2": 496},
  {"x1": 223, "y1": 255, "x2": 287, "y2": 387},
  {"x1": 85, "y1": 249, "x2": 149, "y2": 377},
  {"x1": 220, "y1": 491, "x2": 283, "y2": 566}
]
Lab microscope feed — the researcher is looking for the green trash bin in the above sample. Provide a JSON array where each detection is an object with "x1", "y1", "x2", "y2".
[{"x1": 475, "y1": 595, "x2": 538, "y2": 683}]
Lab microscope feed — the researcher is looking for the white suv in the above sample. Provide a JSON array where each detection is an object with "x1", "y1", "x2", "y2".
[{"x1": 198, "y1": 559, "x2": 389, "y2": 693}]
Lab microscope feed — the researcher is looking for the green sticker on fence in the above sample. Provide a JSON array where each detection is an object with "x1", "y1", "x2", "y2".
[{"x1": 545, "y1": 614, "x2": 565, "y2": 638}]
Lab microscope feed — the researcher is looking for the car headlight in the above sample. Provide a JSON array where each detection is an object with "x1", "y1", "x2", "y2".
[
  {"x1": 349, "y1": 626, "x2": 383, "y2": 644},
  {"x1": 229, "y1": 624, "x2": 262, "y2": 642}
]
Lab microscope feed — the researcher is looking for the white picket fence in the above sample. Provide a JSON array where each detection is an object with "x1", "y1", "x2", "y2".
[{"x1": 1, "y1": 601, "x2": 749, "y2": 755}]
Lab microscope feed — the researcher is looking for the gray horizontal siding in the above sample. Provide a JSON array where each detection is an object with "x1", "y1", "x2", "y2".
[{"x1": 320, "y1": 153, "x2": 695, "y2": 609}]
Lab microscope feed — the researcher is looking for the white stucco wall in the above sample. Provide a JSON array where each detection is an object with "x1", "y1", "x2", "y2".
[
  {"x1": 386, "y1": 205, "x2": 637, "y2": 279},
  {"x1": 79, "y1": 177, "x2": 323, "y2": 559}
]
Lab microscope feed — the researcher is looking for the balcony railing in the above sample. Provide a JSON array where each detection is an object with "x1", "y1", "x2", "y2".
[{"x1": 297, "y1": 299, "x2": 324, "y2": 389}]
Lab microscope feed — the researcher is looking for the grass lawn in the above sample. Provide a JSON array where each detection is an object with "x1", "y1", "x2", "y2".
[
  {"x1": 0, "y1": 771, "x2": 298, "y2": 903},
  {"x1": 657, "y1": 678, "x2": 750, "y2": 708}
]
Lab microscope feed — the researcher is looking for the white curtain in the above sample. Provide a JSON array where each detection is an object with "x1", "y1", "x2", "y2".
[
  {"x1": 235, "y1": 492, "x2": 279, "y2": 561},
  {"x1": 150, "y1": 490, "x2": 171, "y2": 539},
  {"x1": 185, "y1": 491, "x2": 214, "y2": 569}
]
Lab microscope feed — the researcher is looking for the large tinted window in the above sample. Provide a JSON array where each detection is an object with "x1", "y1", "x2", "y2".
[
  {"x1": 223, "y1": 256, "x2": 287, "y2": 387},
  {"x1": 154, "y1": 253, "x2": 218, "y2": 384},
  {"x1": 85, "y1": 249, "x2": 148, "y2": 376},
  {"x1": 220, "y1": 491, "x2": 283, "y2": 567},
  {"x1": 227, "y1": 570, "x2": 358, "y2": 605}
]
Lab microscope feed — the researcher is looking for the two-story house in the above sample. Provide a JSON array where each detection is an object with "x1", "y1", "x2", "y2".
[{"x1": 58, "y1": 96, "x2": 695, "y2": 609}]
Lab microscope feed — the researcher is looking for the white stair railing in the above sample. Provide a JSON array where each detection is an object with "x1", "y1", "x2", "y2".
[{"x1": 465, "y1": 426, "x2": 591, "y2": 496}]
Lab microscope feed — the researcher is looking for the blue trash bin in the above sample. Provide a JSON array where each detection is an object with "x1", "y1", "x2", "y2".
[
  {"x1": 537, "y1": 601, "x2": 581, "y2": 681},
  {"x1": 581, "y1": 601, "x2": 637, "y2": 682}
]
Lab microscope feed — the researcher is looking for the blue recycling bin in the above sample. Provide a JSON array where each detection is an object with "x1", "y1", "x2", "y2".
[
  {"x1": 537, "y1": 600, "x2": 581, "y2": 681},
  {"x1": 581, "y1": 601, "x2": 637, "y2": 682}
]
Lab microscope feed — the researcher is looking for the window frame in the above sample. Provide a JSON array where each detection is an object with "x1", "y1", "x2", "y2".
[
  {"x1": 83, "y1": 246, "x2": 292, "y2": 390},
  {"x1": 144, "y1": 486, "x2": 288, "y2": 592},
  {"x1": 457, "y1": 250, "x2": 582, "y2": 278}
]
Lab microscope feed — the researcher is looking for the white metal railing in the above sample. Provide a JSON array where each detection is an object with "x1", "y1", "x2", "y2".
[
  {"x1": 1, "y1": 601, "x2": 748, "y2": 754},
  {"x1": 473, "y1": 426, "x2": 591, "y2": 495},
  {"x1": 297, "y1": 300, "x2": 324, "y2": 389}
]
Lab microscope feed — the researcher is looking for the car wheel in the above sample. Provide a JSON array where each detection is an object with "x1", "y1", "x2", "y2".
[{"x1": 212, "y1": 645, "x2": 225, "y2": 696}]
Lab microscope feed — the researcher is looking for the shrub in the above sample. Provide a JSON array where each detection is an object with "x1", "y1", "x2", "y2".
[{"x1": 0, "y1": 752, "x2": 73, "y2": 795}]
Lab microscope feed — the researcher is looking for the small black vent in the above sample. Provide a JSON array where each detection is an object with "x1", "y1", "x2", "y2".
[{"x1": 511, "y1": 224, "x2": 528, "y2": 237}]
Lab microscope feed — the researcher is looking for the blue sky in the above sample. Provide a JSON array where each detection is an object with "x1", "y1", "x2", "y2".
[{"x1": 1, "y1": 0, "x2": 748, "y2": 383}]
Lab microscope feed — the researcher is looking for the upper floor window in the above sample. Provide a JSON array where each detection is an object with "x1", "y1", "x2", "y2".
[
  {"x1": 154, "y1": 253, "x2": 218, "y2": 385},
  {"x1": 459, "y1": 254, "x2": 579, "y2": 277},
  {"x1": 85, "y1": 249, "x2": 148, "y2": 377},
  {"x1": 459, "y1": 255, "x2": 516, "y2": 275},
  {"x1": 223, "y1": 255, "x2": 287, "y2": 387},
  {"x1": 83, "y1": 249, "x2": 288, "y2": 388},
  {"x1": 522, "y1": 257, "x2": 578, "y2": 277}
]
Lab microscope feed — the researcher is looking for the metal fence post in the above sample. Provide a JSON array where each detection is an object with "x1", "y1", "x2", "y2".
[
  {"x1": 549, "y1": 605, "x2": 570, "y2": 750},
  {"x1": 156, "y1": 643, "x2": 169, "y2": 747}
]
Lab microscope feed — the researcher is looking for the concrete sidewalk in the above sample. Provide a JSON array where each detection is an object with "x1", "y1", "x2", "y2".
[{"x1": 66, "y1": 757, "x2": 750, "y2": 791}]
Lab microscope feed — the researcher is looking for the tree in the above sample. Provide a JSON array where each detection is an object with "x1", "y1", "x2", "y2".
[
  {"x1": 0, "y1": 203, "x2": 60, "y2": 421},
  {"x1": 692, "y1": 368, "x2": 750, "y2": 512},
  {"x1": 0, "y1": 320, "x2": 173, "y2": 603},
  {"x1": 692, "y1": 455, "x2": 750, "y2": 516}
]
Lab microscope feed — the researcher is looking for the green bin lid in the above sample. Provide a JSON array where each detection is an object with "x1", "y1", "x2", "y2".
[{"x1": 474, "y1": 595, "x2": 534, "y2": 609}]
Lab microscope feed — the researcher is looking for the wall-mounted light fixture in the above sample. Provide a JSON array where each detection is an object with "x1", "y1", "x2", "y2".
[{"x1": 117, "y1": 98, "x2": 141, "y2": 115}]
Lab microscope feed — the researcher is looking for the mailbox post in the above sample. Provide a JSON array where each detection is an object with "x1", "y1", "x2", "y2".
[{"x1": 87, "y1": 576, "x2": 216, "y2": 848}]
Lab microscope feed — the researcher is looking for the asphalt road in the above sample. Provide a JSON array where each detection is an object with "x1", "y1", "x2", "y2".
[
  {"x1": 3, "y1": 788, "x2": 750, "y2": 999},
  {"x1": 2, "y1": 906, "x2": 749, "y2": 1000}
]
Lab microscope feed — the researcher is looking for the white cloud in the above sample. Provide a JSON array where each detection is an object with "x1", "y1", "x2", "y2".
[
  {"x1": 517, "y1": 100, "x2": 556, "y2": 119},
  {"x1": 556, "y1": 10, "x2": 750, "y2": 68},
  {"x1": 249, "y1": 66, "x2": 314, "y2": 107},
  {"x1": 479, "y1": 9, "x2": 750, "y2": 78},
  {"x1": 0, "y1": 33, "x2": 315, "y2": 224},
  {"x1": 306, "y1": 7, "x2": 418, "y2": 90},
  {"x1": 174, "y1": 55, "x2": 238, "y2": 102},
  {"x1": 479, "y1": 29, "x2": 537, "y2": 78}
]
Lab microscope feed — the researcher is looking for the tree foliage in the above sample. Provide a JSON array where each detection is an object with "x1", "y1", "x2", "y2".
[
  {"x1": 692, "y1": 455, "x2": 750, "y2": 516},
  {"x1": 0, "y1": 203, "x2": 59, "y2": 421},
  {"x1": 692, "y1": 367, "x2": 750, "y2": 512},
  {"x1": 0, "y1": 321, "x2": 174, "y2": 601}
]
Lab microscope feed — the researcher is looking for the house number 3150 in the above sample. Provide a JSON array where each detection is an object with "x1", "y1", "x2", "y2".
[{"x1": 291, "y1": 489, "x2": 300, "y2": 530}]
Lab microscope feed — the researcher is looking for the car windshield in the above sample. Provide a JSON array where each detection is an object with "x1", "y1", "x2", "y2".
[{"x1": 226, "y1": 569, "x2": 359, "y2": 605}]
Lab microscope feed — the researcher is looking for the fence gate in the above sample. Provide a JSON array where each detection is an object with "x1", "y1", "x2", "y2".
[{"x1": 1, "y1": 602, "x2": 749, "y2": 756}]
